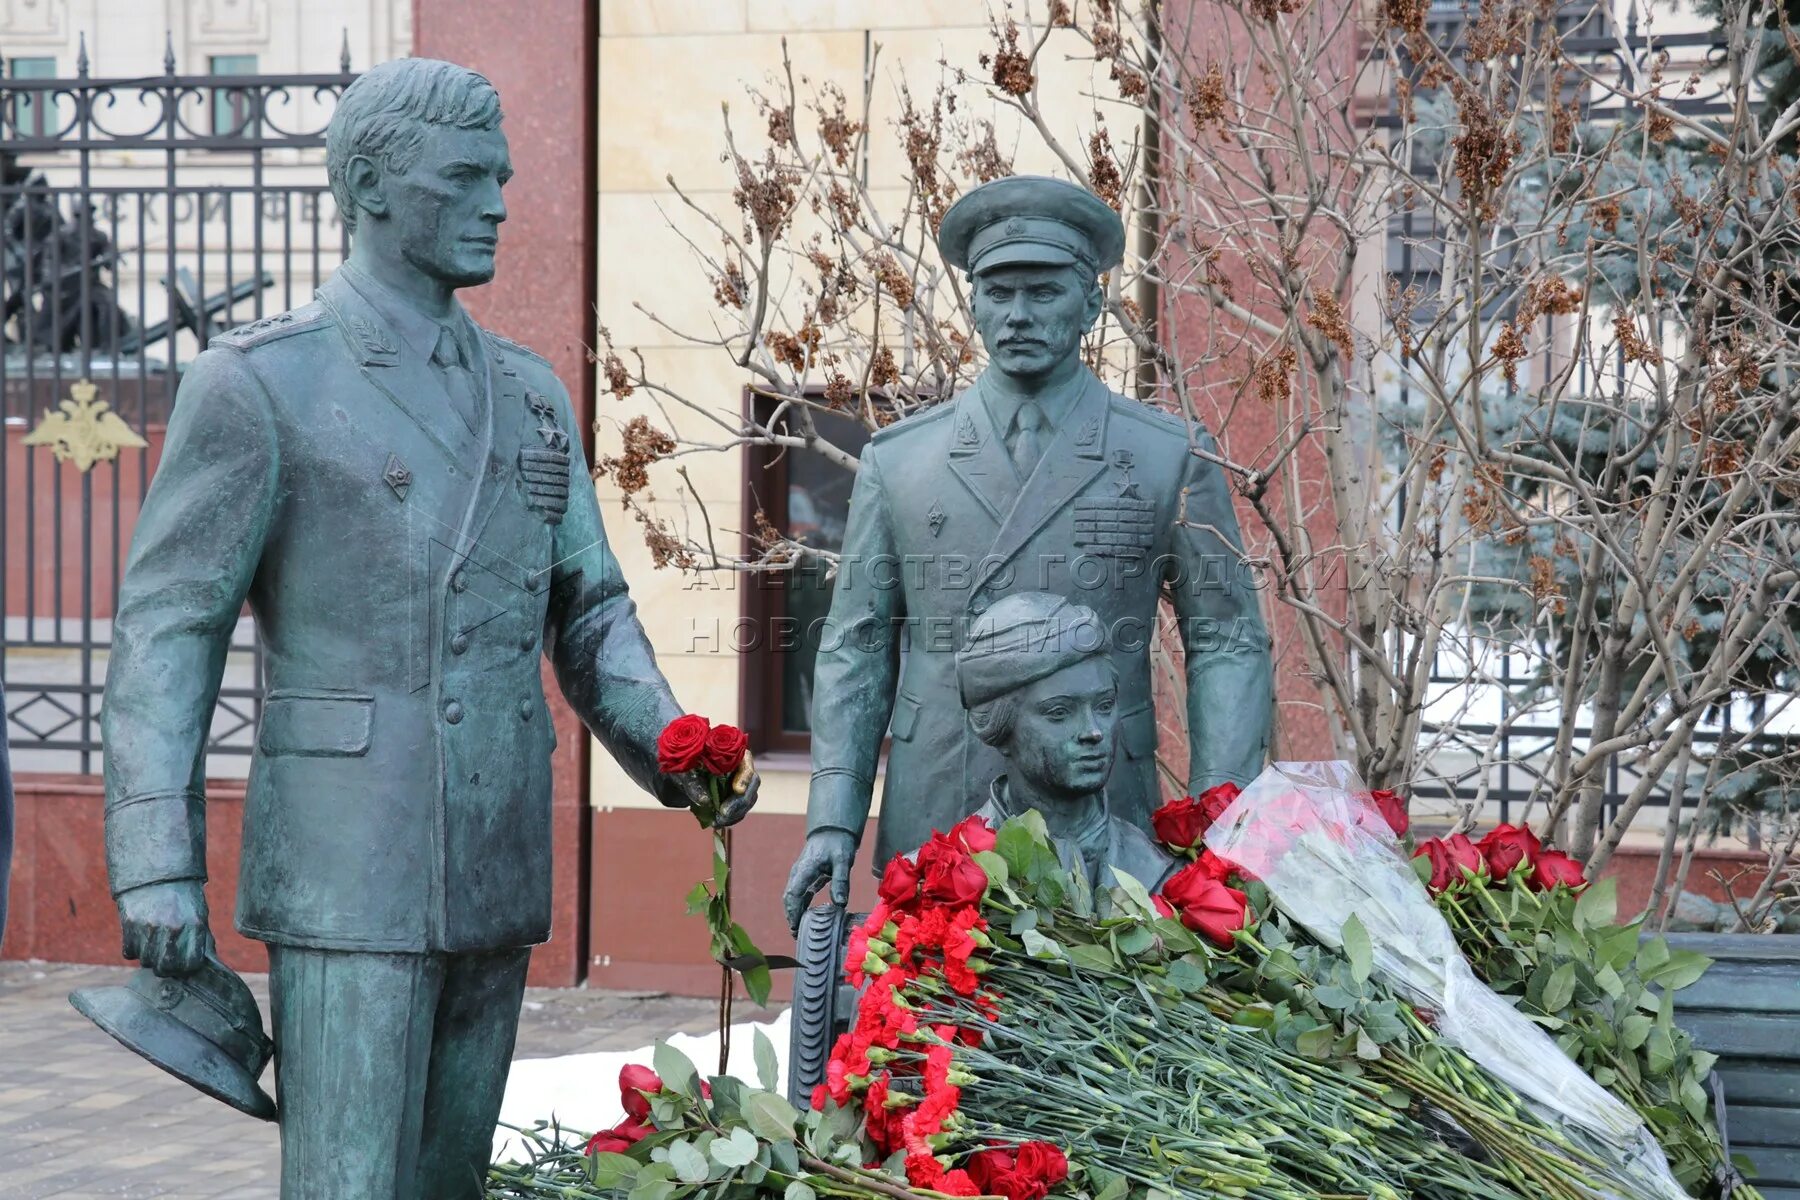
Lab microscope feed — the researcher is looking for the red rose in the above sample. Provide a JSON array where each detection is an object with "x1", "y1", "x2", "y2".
[
  {"x1": 1174, "y1": 877, "x2": 1250, "y2": 948},
  {"x1": 584, "y1": 1115, "x2": 652, "y2": 1155},
  {"x1": 1368, "y1": 788, "x2": 1409, "y2": 838},
  {"x1": 618, "y1": 1063, "x2": 663, "y2": 1121},
  {"x1": 918, "y1": 837, "x2": 989, "y2": 907},
  {"x1": 656, "y1": 714, "x2": 711, "y2": 774},
  {"x1": 1193, "y1": 848, "x2": 1243, "y2": 883},
  {"x1": 1197, "y1": 781, "x2": 1242, "y2": 827},
  {"x1": 1159, "y1": 858, "x2": 1217, "y2": 912},
  {"x1": 1414, "y1": 838, "x2": 1455, "y2": 894},
  {"x1": 878, "y1": 854, "x2": 922, "y2": 908},
  {"x1": 1153, "y1": 894, "x2": 1177, "y2": 919},
  {"x1": 1477, "y1": 823, "x2": 1542, "y2": 878},
  {"x1": 1443, "y1": 833, "x2": 1485, "y2": 881},
  {"x1": 1015, "y1": 1142, "x2": 1069, "y2": 1190},
  {"x1": 1151, "y1": 796, "x2": 1208, "y2": 852},
  {"x1": 949, "y1": 814, "x2": 997, "y2": 854},
  {"x1": 1530, "y1": 849, "x2": 1587, "y2": 892},
  {"x1": 699, "y1": 722, "x2": 749, "y2": 776}
]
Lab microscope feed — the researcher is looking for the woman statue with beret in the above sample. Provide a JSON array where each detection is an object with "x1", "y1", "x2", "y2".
[{"x1": 954, "y1": 591, "x2": 1176, "y2": 893}]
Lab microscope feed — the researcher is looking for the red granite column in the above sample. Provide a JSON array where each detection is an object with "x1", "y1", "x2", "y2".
[{"x1": 413, "y1": 0, "x2": 598, "y2": 986}]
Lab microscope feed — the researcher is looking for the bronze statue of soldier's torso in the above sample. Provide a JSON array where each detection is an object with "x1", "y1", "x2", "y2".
[{"x1": 788, "y1": 176, "x2": 1274, "y2": 922}]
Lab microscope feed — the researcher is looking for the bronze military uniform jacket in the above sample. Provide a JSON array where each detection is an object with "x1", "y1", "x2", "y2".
[
  {"x1": 101, "y1": 267, "x2": 681, "y2": 953},
  {"x1": 808, "y1": 369, "x2": 1272, "y2": 866}
]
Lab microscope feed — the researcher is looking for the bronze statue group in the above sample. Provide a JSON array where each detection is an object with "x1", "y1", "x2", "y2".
[{"x1": 82, "y1": 56, "x2": 1273, "y2": 1200}]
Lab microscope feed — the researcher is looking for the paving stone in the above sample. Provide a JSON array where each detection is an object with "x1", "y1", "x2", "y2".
[{"x1": 0, "y1": 960, "x2": 725, "y2": 1198}]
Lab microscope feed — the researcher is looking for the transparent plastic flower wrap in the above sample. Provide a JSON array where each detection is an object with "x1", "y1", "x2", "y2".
[{"x1": 1203, "y1": 760, "x2": 1691, "y2": 1200}]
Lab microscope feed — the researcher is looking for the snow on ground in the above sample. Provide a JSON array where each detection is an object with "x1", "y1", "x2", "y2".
[{"x1": 493, "y1": 1009, "x2": 792, "y2": 1162}]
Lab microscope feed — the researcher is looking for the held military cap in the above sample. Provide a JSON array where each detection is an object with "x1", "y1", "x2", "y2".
[
  {"x1": 70, "y1": 952, "x2": 278, "y2": 1121},
  {"x1": 957, "y1": 591, "x2": 1110, "y2": 708},
  {"x1": 938, "y1": 175, "x2": 1126, "y2": 278}
]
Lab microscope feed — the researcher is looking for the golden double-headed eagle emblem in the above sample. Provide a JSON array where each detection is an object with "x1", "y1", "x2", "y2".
[{"x1": 23, "y1": 378, "x2": 150, "y2": 472}]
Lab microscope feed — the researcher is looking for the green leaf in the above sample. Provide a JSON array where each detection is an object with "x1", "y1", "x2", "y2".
[
  {"x1": 1311, "y1": 984, "x2": 1357, "y2": 1011},
  {"x1": 1644, "y1": 948, "x2": 1712, "y2": 991},
  {"x1": 1410, "y1": 853, "x2": 1435, "y2": 887},
  {"x1": 1354, "y1": 1027, "x2": 1382, "y2": 1060},
  {"x1": 654, "y1": 1041, "x2": 699, "y2": 1095},
  {"x1": 1116, "y1": 925, "x2": 1158, "y2": 957},
  {"x1": 710, "y1": 1127, "x2": 760, "y2": 1168},
  {"x1": 1109, "y1": 866, "x2": 1157, "y2": 916},
  {"x1": 684, "y1": 880, "x2": 712, "y2": 916},
  {"x1": 1067, "y1": 943, "x2": 1119, "y2": 972},
  {"x1": 1092, "y1": 1171, "x2": 1130, "y2": 1200},
  {"x1": 1295, "y1": 1026, "x2": 1336, "y2": 1059},
  {"x1": 1167, "y1": 956, "x2": 1209, "y2": 994},
  {"x1": 1341, "y1": 913, "x2": 1373, "y2": 985},
  {"x1": 1637, "y1": 936, "x2": 1671, "y2": 975},
  {"x1": 743, "y1": 963, "x2": 773, "y2": 1008},
  {"x1": 1620, "y1": 1013, "x2": 1653, "y2": 1050},
  {"x1": 588, "y1": 1152, "x2": 640, "y2": 1190},
  {"x1": 785, "y1": 1183, "x2": 818, "y2": 1200},
  {"x1": 1573, "y1": 877, "x2": 1618, "y2": 930},
  {"x1": 745, "y1": 1091, "x2": 800, "y2": 1142},
  {"x1": 1542, "y1": 963, "x2": 1578, "y2": 1014},
  {"x1": 1010, "y1": 908, "x2": 1039, "y2": 935},
  {"x1": 668, "y1": 1139, "x2": 712, "y2": 1184},
  {"x1": 1021, "y1": 929, "x2": 1064, "y2": 960},
  {"x1": 974, "y1": 850, "x2": 1009, "y2": 888},
  {"x1": 754, "y1": 1029, "x2": 780, "y2": 1093},
  {"x1": 1647, "y1": 1026, "x2": 1677, "y2": 1076},
  {"x1": 628, "y1": 1177, "x2": 677, "y2": 1200}
]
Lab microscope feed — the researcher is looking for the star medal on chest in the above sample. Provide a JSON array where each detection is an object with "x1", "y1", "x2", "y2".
[{"x1": 518, "y1": 390, "x2": 571, "y2": 524}]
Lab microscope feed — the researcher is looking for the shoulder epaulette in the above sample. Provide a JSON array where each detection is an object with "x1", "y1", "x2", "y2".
[
  {"x1": 211, "y1": 303, "x2": 328, "y2": 351},
  {"x1": 869, "y1": 400, "x2": 955, "y2": 444},
  {"x1": 482, "y1": 329, "x2": 551, "y2": 367},
  {"x1": 1109, "y1": 393, "x2": 1202, "y2": 434}
]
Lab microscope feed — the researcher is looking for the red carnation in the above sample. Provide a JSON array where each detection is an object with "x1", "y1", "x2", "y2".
[
  {"x1": 699, "y1": 722, "x2": 749, "y2": 776},
  {"x1": 656, "y1": 713, "x2": 710, "y2": 774},
  {"x1": 1368, "y1": 788, "x2": 1409, "y2": 838},
  {"x1": 1151, "y1": 796, "x2": 1208, "y2": 853},
  {"x1": 879, "y1": 853, "x2": 922, "y2": 909},
  {"x1": 1477, "y1": 823, "x2": 1542, "y2": 879},
  {"x1": 618, "y1": 1063, "x2": 662, "y2": 1121},
  {"x1": 1530, "y1": 849, "x2": 1587, "y2": 892}
]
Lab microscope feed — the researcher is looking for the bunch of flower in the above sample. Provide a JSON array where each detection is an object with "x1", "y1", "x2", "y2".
[
  {"x1": 816, "y1": 816, "x2": 1070, "y2": 1200},
  {"x1": 581, "y1": 1064, "x2": 669, "y2": 1155},
  {"x1": 1413, "y1": 822, "x2": 1587, "y2": 896}
]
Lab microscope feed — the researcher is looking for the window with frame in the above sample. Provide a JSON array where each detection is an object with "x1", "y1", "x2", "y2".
[
  {"x1": 739, "y1": 395, "x2": 874, "y2": 755},
  {"x1": 210, "y1": 54, "x2": 259, "y2": 137},
  {"x1": 10, "y1": 57, "x2": 57, "y2": 138}
]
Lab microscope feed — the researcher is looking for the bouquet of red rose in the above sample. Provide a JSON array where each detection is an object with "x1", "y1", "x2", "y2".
[{"x1": 1410, "y1": 819, "x2": 1748, "y2": 1197}]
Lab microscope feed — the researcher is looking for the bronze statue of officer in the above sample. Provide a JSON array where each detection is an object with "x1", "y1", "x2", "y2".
[
  {"x1": 785, "y1": 175, "x2": 1270, "y2": 929},
  {"x1": 94, "y1": 58, "x2": 756, "y2": 1199}
]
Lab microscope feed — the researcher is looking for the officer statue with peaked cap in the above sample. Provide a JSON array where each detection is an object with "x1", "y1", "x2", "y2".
[
  {"x1": 83, "y1": 58, "x2": 757, "y2": 1199},
  {"x1": 784, "y1": 174, "x2": 1272, "y2": 930}
]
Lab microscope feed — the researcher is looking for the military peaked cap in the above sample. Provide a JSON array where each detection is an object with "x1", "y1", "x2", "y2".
[{"x1": 938, "y1": 175, "x2": 1125, "y2": 278}]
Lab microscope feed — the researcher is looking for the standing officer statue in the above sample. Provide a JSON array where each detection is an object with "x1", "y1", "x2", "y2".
[
  {"x1": 79, "y1": 58, "x2": 757, "y2": 1199},
  {"x1": 784, "y1": 175, "x2": 1270, "y2": 929}
]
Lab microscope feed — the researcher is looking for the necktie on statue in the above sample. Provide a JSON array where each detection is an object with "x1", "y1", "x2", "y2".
[
  {"x1": 432, "y1": 326, "x2": 480, "y2": 436},
  {"x1": 1010, "y1": 403, "x2": 1045, "y2": 479}
]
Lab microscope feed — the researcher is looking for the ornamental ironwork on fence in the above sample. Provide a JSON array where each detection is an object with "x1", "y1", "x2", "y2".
[{"x1": 0, "y1": 36, "x2": 355, "y2": 774}]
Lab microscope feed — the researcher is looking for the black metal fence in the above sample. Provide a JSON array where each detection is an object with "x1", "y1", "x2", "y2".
[{"x1": 0, "y1": 39, "x2": 355, "y2": 774}]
